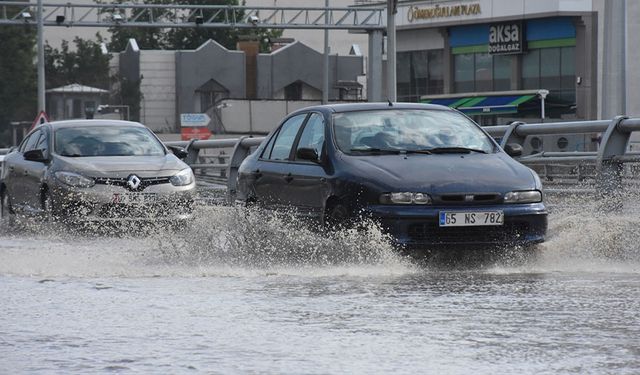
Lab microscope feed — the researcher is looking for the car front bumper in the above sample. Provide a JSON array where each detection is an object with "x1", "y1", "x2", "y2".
[
  {"x1": 50, "y1": 182, "x2": 196, "y2": 222},
  {"x1": 363, "y1": 202, "x2": 547, "y2": 247}
]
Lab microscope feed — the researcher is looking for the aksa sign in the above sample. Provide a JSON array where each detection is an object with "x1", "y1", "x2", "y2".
[{"x1": 489, "y1": 21, "x2": 524, "y2": 55}]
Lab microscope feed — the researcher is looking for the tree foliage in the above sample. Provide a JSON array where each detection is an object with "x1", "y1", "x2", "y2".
[
  {"x1": 104, "y1": 0, "x2": 282, "y2": 52},
  {"x1": 45, "y1": 34, "x2": 111, "y2": 90},
  {"x1": 0, "y1": 23, "x2": 37, "y2": 146}
]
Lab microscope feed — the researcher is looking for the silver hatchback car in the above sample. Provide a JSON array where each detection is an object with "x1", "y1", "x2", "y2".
[{"x1": 0, "y1": 120, "x2": 195, "y2": 225}]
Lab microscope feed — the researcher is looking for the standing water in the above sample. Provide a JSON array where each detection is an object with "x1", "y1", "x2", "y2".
[{"x1": 1, "y1": 200, "x2": 640, "y2": 374}]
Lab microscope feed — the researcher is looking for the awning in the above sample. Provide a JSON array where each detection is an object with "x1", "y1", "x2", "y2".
[{"x1": 422, "y1": 90, "x2": 543, "y2": 116}]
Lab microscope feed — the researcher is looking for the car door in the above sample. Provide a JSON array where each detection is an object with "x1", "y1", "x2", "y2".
[
  {"x1": 21, "y1": 128, "x2": 50, "y2": 211},
  {"x1": 5, "y1": 130, "x2": 42, "y2": 212},
  {"x1": 251, "y1": 113, "x2": 308, "y2": 209},
  {"x1": 286, "y1": 112, "x2": 331, "y2": 219}
]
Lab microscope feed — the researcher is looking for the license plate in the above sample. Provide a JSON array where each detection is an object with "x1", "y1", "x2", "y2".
[
  {"x1": 439, "y1": 211, "x2": 504, "y2": 227},
  {"x1": 111, "y1": 193, "x2": 157, "y2": 205}
]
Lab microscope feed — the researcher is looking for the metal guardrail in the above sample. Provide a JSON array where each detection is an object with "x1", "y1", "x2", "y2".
[{"x1": 168, "y1": 116, "x2": 640, "y2": 208}]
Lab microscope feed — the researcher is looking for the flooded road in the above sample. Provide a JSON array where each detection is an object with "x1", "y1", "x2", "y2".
[{"x1": 1, "y1": 202, "x2": 640, "y2": 374}]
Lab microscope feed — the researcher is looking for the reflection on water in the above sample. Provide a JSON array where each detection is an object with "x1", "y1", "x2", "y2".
[{"x1": 1, "y1": 197, "x2": 640, "y2": 373}]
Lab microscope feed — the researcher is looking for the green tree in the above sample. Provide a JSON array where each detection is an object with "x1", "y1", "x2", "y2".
[
  {"x1": 0, "y1": 22, "x2": 37, "y2": 147},
  {"x1": 45, "y1": 34, "x2": 111, "y2": 90}
]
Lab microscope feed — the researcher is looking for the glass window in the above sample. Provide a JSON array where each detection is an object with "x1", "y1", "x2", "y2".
[
  {"x1": 475, "y1": 53, "x2": 493, "y2": 92},
  {"x1": 522, "y1": 49, "x2": 540, "y2": 89},
  {"x1": 493, "y1": 55, "x2": 512, "y2": 91},
  {"x1": 35, "y1": 131, "x2": 49, "y2": 158},
  {"x1": 296, "y1": 113, "x2": 325, "y2": 161},
  {"x1": 54, "y1": 126, "x2": 165, "y2": 157},
  {"x1": 427, "y1": 50, "x2": 444, "y2": 94},
  {"x1": 267, "y1": 114, "x2": 306, "y2": 161},
  {"x1": 454, "y1": 54, "x2": 475, "y2": 93},
  {"x1": 396, "y1": 49, "x2": 444, "y2": 101},
  {"x1": 333, "y1": 110, "x2": 494, "y2": 154},
  {"x1": 22, "y1": 130, "x2": 42, "y2": 153},
  {"x1": 541, "y1": 48, "x2": 561, "y2": 90}
]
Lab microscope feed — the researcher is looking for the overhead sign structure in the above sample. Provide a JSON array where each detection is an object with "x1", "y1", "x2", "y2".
[
  {"x1": 29, "y1": 110, "x2": 50, "y2": 131},
  {"x1": 180, "y1": 113, "x2": 211, "y2": 127},
  {"x1": 489, "y1": 21, "x2": 524, "y2": 55}
]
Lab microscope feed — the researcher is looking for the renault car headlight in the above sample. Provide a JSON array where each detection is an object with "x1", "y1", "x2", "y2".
[
  {"x1": 380, "y1": 192, "x2": 432, "y2": 205},
  {"x1": 504, "y1": 190, "x2": 542, "y2": 203},
  {"x1": 170, "y1": 168, "x2": 194, "y2": 186},
  {"x1": 55, "y1": 171, "x2": 95, "y2": 188}
]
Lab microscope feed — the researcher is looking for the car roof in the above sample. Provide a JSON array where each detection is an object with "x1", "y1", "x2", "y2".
[
  {"x1": 44, "y1": 119, "x2": 146, "y2": 130},
  {"x1": 292, "y1": 102, "x2": 453, "y2": 114}
]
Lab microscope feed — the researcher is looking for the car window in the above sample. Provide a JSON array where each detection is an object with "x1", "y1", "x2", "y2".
[
  {"x1": 22, "y1": 130, "x2": 42, "y2": 153},
  {"x1": 265, "y1": 114, "x2": 307, "y2": 161},
  {"x1": 35, "y1": 131, "x2": 49, "y2": 158},
  {"x1": 333, "y1": 109, "x2": 495, "y2": 154},
  {"x1": 54, "y1": 126, "x2": 165, "y2": 157},
  {"x1": 295, "y1": 113, "x2": 325, "y2": 160}
]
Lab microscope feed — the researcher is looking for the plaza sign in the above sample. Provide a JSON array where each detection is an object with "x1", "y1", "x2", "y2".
[
  {"x1": 407, "y1": 3, "x2": 481, "y2": 23},
  {"x1": 489, "y1": 21, "x2": 524, "y2": 55}
]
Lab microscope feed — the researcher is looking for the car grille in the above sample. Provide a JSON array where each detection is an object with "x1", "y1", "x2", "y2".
[
  {"x1": 407, "y1": 221, "x2": 530, "y2": 244},
  {"x1": 94, "y1": 176, "x2": 171, "y2": 191},
  {"x1": 433, "y1": 193, "x2": 502, "y2": 205},
  {"x1": 97, "y1": 201, "x2": 192, "y2": 218}
]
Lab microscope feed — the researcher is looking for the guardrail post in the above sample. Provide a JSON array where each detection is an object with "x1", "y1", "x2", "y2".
[
  {"x1": 498, "y1": 121, "x2": 526, "y2": 150},
  {"x1": 596, "y1": 116, "x2": 629, "y2": 211},
  {"x1": 184, "y1": 139, "x2": 200, "y2": 167},
  {"x1": 227, "y1": 136, "x2": 250, "y2": 204}
]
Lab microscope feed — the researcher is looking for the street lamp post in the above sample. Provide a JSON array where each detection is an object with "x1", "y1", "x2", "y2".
[
  {"x1": 37, "y1": 0, "x2": 45, "y2": 113},
  {"x1": 386, "y1": 0, "x2": 397, "y2": 102}
]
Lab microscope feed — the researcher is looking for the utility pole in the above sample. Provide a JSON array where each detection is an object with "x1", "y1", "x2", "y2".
[
  {"x1": 601, "y1": 0, "x2": 626, "y2": 118},
  {"x1": 386, "y1": 0, "x2": 397, "y2": 102},
  {"x1": 37, "y1": 0, "x2": 45, "y2": 112},
  {"x1": 323, "y1": 0, "x2": 330, "y2": 104}
]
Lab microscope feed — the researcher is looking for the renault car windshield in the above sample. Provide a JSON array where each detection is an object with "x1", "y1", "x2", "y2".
[
  {"x1": 54, "y1": 126, "x2": 166, "y2": 157},
  {"x1": 333, "y1": 109, "x2": 495, "y2": 155}
]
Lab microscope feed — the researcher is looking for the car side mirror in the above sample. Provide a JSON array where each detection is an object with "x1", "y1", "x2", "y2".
[
  {"x1": 24, "y1": 149, "x2": 47, "y2": 162},
  {"x1": 168, "y1": 146, "x2": 188, "y2": 159},
  {"x1": 296, "y1": 147, "x2": 320, "y2": 162},
  {"x1": 503, "y1": 143, "x2": 523, "y2": 157}
]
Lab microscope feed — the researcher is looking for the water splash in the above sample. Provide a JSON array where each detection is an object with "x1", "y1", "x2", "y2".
[{"x1": 0, "y1": 206, "x2": 415, "y2": 278}]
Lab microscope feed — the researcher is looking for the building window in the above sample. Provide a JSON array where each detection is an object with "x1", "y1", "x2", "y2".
[
  {"x1": 397, "y1": 49, "x2": 444, "y2": 102},
  {"x1": 522, "y1": 46, "x2": 575, "y2": 103},
  {"x1": 454, "y1": 53, "x2": 512, "y2": 93}
]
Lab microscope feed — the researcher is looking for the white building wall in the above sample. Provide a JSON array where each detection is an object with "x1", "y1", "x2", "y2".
[{"x1": 139, "y1": 51, "x2": 176, "y2": 133}]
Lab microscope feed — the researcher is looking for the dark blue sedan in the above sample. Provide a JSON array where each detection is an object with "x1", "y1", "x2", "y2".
[{"x1": 236, "y1": 103, "x2": 547, "y2": 250}]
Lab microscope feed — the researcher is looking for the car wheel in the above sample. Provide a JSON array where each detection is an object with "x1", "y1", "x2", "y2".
[
  {"x1": 324, "y1": 202, "x2": 350, "y2": 230},
  {"x1": 0, "y1": 190, "x2": 15, "y2": 228}
]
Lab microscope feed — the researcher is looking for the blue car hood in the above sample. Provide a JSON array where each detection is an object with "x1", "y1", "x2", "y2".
[{"x1": 341, "y1": 152, "x2": 536, "y2": 194}]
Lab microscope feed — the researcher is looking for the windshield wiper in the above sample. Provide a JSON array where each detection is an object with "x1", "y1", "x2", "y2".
[
  {"x1": 426, "y1": 147, "x2": 488, "y2": 154},
  {"x1": 350, "y1": 147, "x2": 402, "y2": 154}
]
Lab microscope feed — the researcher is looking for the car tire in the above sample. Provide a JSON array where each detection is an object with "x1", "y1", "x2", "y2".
[
  {"x1": 324, "y1": 202, "x2": 350, "y2": 230},
  {"x1": 0, "y1": 189, "x2": 15, "y2": 228}
]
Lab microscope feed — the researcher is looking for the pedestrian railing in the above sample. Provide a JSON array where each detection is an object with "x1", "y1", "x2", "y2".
[{"x1": 167, "y1": 116, "x2": 640, "y2": 208}]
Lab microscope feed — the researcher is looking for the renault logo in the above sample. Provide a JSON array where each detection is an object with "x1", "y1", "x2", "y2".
[{"x1": 127, "y1": 174, "x2": 141, "y2": 190}]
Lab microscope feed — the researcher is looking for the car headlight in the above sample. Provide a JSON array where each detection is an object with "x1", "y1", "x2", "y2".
[
  {"x1": 170, "y1": 168, "x2": 194, "y2": 186},
  {"x1": 380, "y1": 192, "x2": 432, "y2": 205},
  {"x1": 504, "y1": 190, "x2": 542, "y2": 204},
  {"x1": 55, "y1": 171, "x2": 95, "y2": 188}
]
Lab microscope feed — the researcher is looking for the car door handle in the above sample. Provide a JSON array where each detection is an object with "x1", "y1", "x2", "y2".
[
  {"x1": 251, "y1": 169, "x2": 262, "y2": 178},
  {"x1": 284, "y1": 173, "x2": 293, "y2": 183}
]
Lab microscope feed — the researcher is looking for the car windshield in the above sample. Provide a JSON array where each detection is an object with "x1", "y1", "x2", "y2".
[
  {"x1": 54, "y1": 126, "x2": 166, "y2": 157},
  {"x1": 333, "y1": 109, "x2": 495, "y2": 154}
]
